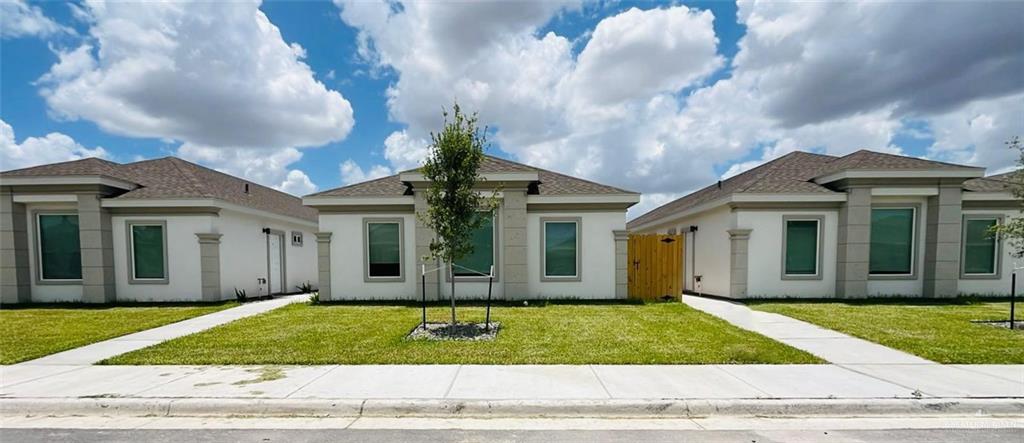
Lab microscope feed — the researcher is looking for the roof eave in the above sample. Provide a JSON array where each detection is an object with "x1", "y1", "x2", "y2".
[
  {"x1": 813, "y1": 168, "x2": 985, "y2": 184},
  {"x1": 628, "y1": 192, "x2": 846, "y2": 232},
  {"x1": 0, "y1": 175, "x2": 138, "y2": 191}
]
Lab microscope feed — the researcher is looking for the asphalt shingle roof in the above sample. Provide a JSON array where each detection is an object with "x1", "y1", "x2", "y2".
[
  {"x1": 309, "y1": 154, "x2": 637, "y2": 198},
  {"x1": 0, "y1": 157, "x2": 317, "y2": 222},
  {"x1": 963, "y1": 171, "x2": 1021, "y2": 193},
  {"x1": 628, "y1": 149, "x2": 991, "y2": 229}
]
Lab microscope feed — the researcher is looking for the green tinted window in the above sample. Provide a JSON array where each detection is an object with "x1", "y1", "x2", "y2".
[
  {"x1": 785, "y1": 220, "x2": 818, "y2": 275},
  {"x1": 132, "y1": 224, "x2": 165, "y2": 279},
  {"x1": 963, "y1": 218, "x2": 997, "y2": 274},
  {"x1": 367, "y1": 222, "x2": 401, "y2": 277},
  {"x1": 454, "y1": 214, "x2": 494, "y2": 277},
  {"x1": 869, "y1": 208, "x2": 915, "y2": 274},
  {"x1": 544, "y1": 222, "x2": 577, "y2": 277},
  {"x1": 38, "y1": 214, "x2": 81, "y2": 280}
]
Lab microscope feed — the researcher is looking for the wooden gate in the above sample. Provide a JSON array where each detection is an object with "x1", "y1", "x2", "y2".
[{"x1": 627, "y1": 234, "x2": 684, "y2": 301}]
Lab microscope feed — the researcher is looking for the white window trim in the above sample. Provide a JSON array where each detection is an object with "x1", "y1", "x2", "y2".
[
  {"x1": 540, "y1": 217, "x2": 582, "y2": 282},
  {"x1": 126, "y1": 220, "x2": 169, "y2": 284},
  {"x1": 34, "y1": 212, "x2": 82, "y2": 284},
  {"x1": 960, "y1": 215, "x2": 1002, "y2": 279},
  {"x1": 363, "y1": 218, "x2": 405, "y2": 282},
  {"x1": 781, "y1": 215, "x2": 824, "y2": 280},
  {"x1": 868, "y1": 205, "x2": 920, "y2": 280}
]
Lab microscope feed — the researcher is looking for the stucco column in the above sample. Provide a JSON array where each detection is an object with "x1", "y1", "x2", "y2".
[
  {"x1": 613, "y1": 230, "x2": 628, "y2": 299},
  {"x1": 728, "y1": 229, "x2": 752, "y2": 298},
  {"x1": 196, "y1": 233, "x2": 223, "y2": 301},
  {"x1": 502, "y1": 189, "x2": 528, "y2": 300},
  {"x1": 78, "y1": 193, "x2": 115, "y2": 303},
  {"x1": 836, "y1": 187, "x2": 871, "y2": 298},
  {"x1": 923, "y1": 185, "x2": 962, "y2": 297},
  {"x1": 0, "y1": 190, "x2": 31, "y2": 304},
  {"x1": 315, "y1": 232, "x2": 332, "y2": 301},
  {"x1": 413, "y1": 191, "x2": 440, "y2": 301}
]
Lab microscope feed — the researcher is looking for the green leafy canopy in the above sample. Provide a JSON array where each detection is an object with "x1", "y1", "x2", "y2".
[{"x1": 419, "y1": 103, "x2": 500, "y2": 265}]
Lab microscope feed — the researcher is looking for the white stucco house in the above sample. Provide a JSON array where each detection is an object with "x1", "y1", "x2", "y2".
[
  {"x1": 628, "y1": 150, "x2": 1020, "y2": 299},
  {"x1": 303, "y1": 155, "x2": 640, "y2": 301},
  {"x1": 0, "y1": 157, "x2": 318, "y2": 304}
]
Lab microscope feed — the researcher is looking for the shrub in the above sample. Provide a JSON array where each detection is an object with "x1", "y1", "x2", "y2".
[{"x1": 234, "y1": 288, "x2": 247, "y2": 303}]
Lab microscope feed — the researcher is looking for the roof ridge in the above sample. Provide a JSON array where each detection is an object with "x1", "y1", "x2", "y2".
[
  {"x1": 165, "y1": 157, "x2": 213, "y2": 198},
  {"x1": 732, "y1": 151, "x2": 805, "y2": 193},
  {"x1": 1, "y1": 156, "x2": 112, "y2": 175}
]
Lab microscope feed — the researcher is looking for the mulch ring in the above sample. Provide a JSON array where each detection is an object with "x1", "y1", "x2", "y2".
[
  {"x1": 971, "y1": 319, "x2": 1024, "y2": 330},
  {"x1": 406, "y1": 322, "x2": 501, "y2": 341}
]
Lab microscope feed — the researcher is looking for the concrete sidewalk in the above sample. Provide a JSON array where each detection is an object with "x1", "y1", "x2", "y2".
[{"x1": 16, "y1": 294, "x2": 307, "y2": 366}]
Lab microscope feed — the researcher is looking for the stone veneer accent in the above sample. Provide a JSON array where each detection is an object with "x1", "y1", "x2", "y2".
[
  {"x1": 923, "y1": 185, "x2": 962, "y2": 297},
  {"x1": 613, "y1": 229, "x2": 628, "y2": 299},
  {"x1": 413, "y1": 191, "x2": 440, "y2": 301},
  {"x1": 196, "y1": 233, "x2": 223, "y2": 302},
  {"x1": 728, "y1": 229, "x2": 752, "y2": 298},
  {"x1": 836, "y1": 187, "x2": 871, "y2": 298},
  {"x1": 315, "y1": 232, "x2": 332, "y2": 301},
  {"x1": 78, "y1": 193, "x2": 116, "y2": 303},
  {"x1": 0, "y1": 190, "x2": 30, "y2": 304},
  {"x1": 502, "y1": 189, "x2": 528, "y2": 299}
]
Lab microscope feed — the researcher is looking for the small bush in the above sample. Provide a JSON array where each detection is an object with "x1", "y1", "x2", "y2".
[
  {"x1": 296, "y1": 282, "x2": 315, "y2": 294},
  {"x1": 308, "y1": 291, "x2": 320, "y2": 305},
  {"x1": 234, "y1": 288, "x2": 247, "y2": 303}
]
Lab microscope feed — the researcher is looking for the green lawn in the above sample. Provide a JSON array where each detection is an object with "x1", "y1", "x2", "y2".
[
  {"x1": 0, "y1": 302, "x2": 236, "y2": 364},
  {"x1": 103, "y1": 301, "x2": 821, "y2": 365},
  {"x1": 749, "y1": 299, "x2": 1023, "y2": 364}
]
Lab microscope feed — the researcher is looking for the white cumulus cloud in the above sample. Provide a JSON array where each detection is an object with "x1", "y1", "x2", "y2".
[
  {"x1": 175, "y1": 144, "x2": 318, "y2": 196},
  {"x1": 1, "y1": 0, "x2": 70, "y2": 39},
  {"x1": 0, "y1": 119, "x2": 108, "y2": 171}
]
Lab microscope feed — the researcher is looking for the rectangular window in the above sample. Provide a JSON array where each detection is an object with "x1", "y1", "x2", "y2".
[
  {"x1": 963, "y1": 218, "x2": 999, "y2": 275},
  {"x1": 869, "y1": 207, "x2": 915, "y2": 275},
  {"x1": 37, "y1": 214, "x2": 82, "y2": 280},
  {"x1": 543, "y1": 220, "x2": 579, "y2": 279},
  {"x1": 454, "y1": 213, "x2": 495, "y2": 277},
  {"x1": 784, "y1": 219, "x2": 819, "y2": 276},
  {"x1": 130, "y1": 223, "x2": 166, "y2": 281},
  {"x1": 366, "y1": 221, "x2": 402, "y2": 278}
]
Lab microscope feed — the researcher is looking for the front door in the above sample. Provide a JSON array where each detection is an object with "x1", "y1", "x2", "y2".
[{"x1": 268, "y1": 232, "x2": 284, "y2": 294}]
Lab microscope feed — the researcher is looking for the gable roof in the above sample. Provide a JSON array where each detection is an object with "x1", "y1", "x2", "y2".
[
  {"x1": 309, "y1": 154, "x2": 637, "y2": 198},
  {"x1": 628, "y1": 149, "x2": 989, "y2": 230},
  {"x1": 1, "y1": 157, "x2": 316, "y2": 222}
]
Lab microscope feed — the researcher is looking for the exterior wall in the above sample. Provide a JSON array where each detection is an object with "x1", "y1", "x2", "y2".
[
  {"x1": 215, "y1": 209, "x2": 317, "y2": 300},
  {"x1": 24, "y1": 202, "x2": 83, "y2": 302},
  {"x1": 633, "y1": 205, "x2": 732, "y2": 297},
  {"x1": 525, "y1": 211, "x2": 625, "y2": 299},
  {"x1": 958, "y1": 208, "x2": 1022, "y2": 296},
  {"x1": 866, "y1": 196, "x2": 929, "y2": 297},
  {"x1": 319, "y1": 212, "x2": 418, "y2": 300},
  {"x1": 737, "y1": 209, "x2": 839, "y2": 298},
  {"x1": 111, "y1": 214, "x2": 214, "y2": 302}
]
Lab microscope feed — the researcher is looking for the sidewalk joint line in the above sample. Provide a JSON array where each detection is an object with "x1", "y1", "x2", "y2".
[
  {"x1": 283, "y1": 365, "x2": 340, "y2": 399},
  {"x1": 712, "y1": 365, "x2": 772, "y2": 398},
  {"x1": 588, "y1": 365, "x2": 613, "y2": 399},
  {"x1": 443, "y1": 365, "x2": 463, "y2": 398},
  {"x1": 832, "y1": 364, "x2": 934, "y2": 397}
]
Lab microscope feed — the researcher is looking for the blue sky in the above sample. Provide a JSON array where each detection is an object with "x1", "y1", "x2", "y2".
[{"x1": 1, "y1": 1, "x2": 1021, "y2": 217}]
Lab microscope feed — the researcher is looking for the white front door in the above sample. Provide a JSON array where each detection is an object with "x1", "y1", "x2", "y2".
[{"x1": 268, "y1": 233, "x2": 284, "y2": 294}]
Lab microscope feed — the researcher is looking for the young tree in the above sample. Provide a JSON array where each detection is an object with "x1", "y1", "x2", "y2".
[
  {"x1": 420, "y1": 103, "x2": 498, "y2": 327},
  {"x1": 992, "y1": 136, "x2": 1024, "y2": 259}
]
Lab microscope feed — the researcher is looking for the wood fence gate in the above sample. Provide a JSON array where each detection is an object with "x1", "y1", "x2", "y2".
[{"x1": 627, "y1": 234, "x2": 684, "y2": 301}]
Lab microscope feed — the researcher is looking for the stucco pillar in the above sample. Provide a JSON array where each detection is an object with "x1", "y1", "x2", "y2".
[
  {"x1": 413, "y1": 191, "x2": 440, "y2": 301},
  {"x1": 613, "y1": 230, "x2": 628, "y2": 299},
  {"x1": 728, "y1": 229, "x2": 752, "y2": 298},
  {"x1": 78, "y1": 193, "x2": 115, "y2": 303},
  {"x1": 923, "y1": 186, "x2": 962, "y2": 298},
  {"x1": 502, "y1": 189, "x2": 528, "y2": 300},
  {"x1": 836, "y1": 187, "x2": 871, "y2": 298},
  {"x1": 0, "y1": 190, "x2": 31, "y2": 304},
  {"x1": 196, "y1": 233, "x2": 223, "y2": 301},
  {"x1": 315, "y1": 232, "x2": 332, "y2": 301}
]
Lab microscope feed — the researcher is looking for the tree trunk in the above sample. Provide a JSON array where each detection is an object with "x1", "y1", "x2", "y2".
[{"x1": 449, "y1": 263, "x2": 457, "y2": 327}]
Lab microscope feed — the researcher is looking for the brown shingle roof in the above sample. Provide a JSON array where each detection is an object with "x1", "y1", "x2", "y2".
[
  {"x1": 310, "y1": 154, "x2": 637, "y2": 198},
  {"x1": 963, "y1": 171, "x2": 1021, "y2": 193},
  {"x1": 628, "y1": 149, "x2": 986, "y2": 229},
  {"x1": 1, "y1": 157, "x2": 316, "y2": 222}
]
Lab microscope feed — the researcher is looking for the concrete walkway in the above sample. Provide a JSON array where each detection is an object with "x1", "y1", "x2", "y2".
[
  {"x1": 2, "y1": 363, "x2": 1021, "y2": 402},
  {"x1": 682, "y1": 295, "x2": 933, "y2": 365},
  {"x1": 15, "y1": 294, "x2": 306, "y2": 366}
]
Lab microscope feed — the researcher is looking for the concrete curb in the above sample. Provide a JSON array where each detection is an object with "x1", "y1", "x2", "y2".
[{"x1": 2, "y1": 398, "x2": 1023, "y2": 418}]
